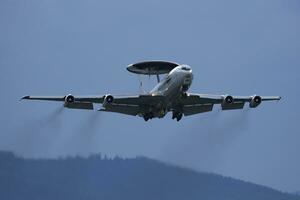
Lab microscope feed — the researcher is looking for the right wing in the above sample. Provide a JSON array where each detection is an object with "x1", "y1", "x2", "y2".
[{"x1": 176, "y1": 93, "x2": 281, "y2": 116}]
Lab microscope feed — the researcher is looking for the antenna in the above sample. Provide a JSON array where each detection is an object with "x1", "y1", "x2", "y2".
[
  {"x1": 127, "y1": 61, "x2": 179, "y2": 94},
  {"x1": 148, "y1": 73, "x2": 151, "y2": 92},
  {"x1": 156, "y1": 74, "x2": 160, "y2": 83},
  {"x1": 138, "y1": 75, "x2": 145, "y2": 94}
]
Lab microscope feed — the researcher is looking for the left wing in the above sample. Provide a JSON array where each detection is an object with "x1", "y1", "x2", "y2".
[
  {"x1": 99, "y1": 94, "x2": 165, "y2": 116},
  {"x1": 21, "y1": 95, "x2": 105, "y2": 110},
  {"x1": 21, "y1": 94, "x2": 164, "y2": 105},
  {"x1": 177, "y1": 93, "x2": 281, "y2": 116},
  {"x1": 21, "y1": 95, "x2": 104, "y2": 103},
  {"x1": 21, "y1": 94, "x2": 165, "y2": 116}
]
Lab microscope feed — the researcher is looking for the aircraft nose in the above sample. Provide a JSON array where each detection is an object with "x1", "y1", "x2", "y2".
[{"x1": 185, "y1": 71, "x2": 193, "y2": 79}]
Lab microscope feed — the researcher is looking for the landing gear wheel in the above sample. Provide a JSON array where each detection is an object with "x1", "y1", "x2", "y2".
[
  {"x1": 176, "y1": 113, "x2": 183, "y2": 121},
  {"x1": 172, "y1": 112, "x2": 183, "y2": 121},
  {"x1": 143, "y1": 116, "x2": 149, "y2": 121},
  {"x1": 143, "y1": 112, "x2": 154, "y2": 121},
  {"x1": 149, "y1": 112, "x2": 154, "y2": 119},
  {"x1": 172, "y1": 112, "x2": 177, "y2": 120}
]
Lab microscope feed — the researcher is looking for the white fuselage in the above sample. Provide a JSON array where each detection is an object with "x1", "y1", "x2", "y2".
[
  {"x1": 144, "y1": 65, "x2": 193, "y2": 118},
  {"x1": 150, "y1": 65, "x2": 193, "y2": 99}
]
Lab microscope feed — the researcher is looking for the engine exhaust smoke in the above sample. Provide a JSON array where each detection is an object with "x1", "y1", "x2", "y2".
[
  {"x1": 10, "y1": 106, "x2": 64, "y2": 158},
  {"x1": 160, "y1": 108, "x2": 250, "y2": 172}
]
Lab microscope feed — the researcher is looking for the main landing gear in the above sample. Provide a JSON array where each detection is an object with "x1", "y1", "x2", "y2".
[
  {"x1": 143, "y1": 112, "x2": 183, "y2": 122},
  {"x1": 172, "y1": 111, "x2": 183, "y2": 121}
]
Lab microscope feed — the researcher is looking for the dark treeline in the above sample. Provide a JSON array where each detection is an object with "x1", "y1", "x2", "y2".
[{"x1": 0, "y1": 151, "x2": 298, "y2": 200}]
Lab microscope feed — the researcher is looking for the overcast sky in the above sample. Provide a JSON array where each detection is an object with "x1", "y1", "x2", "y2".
[{"x1": 0, "y1": 0, "x2": 299, "y2": 192}]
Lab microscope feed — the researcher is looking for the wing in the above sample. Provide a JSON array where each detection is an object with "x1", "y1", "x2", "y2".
[
  {"x1": 22, "y1": 94, "x2": 165, "y2": 115},
  {"x1": 21, "y1": 95, "x2": 105, "y2": 110},
  {"x1": 99, "y1": 105, "x2": 140, "y2": 116},
  {"x1": 21, "y1": 94, "x2": 164, "y2": 104},
  {"x1": 21, "y1": 95, "x2": 104, "y2": 103},
  {"x1": 177, "y1": 93, "x2": 281, "y2": 116},
  {"x1": 99, "y1": 95, "x2": 165, "y2": 116}
]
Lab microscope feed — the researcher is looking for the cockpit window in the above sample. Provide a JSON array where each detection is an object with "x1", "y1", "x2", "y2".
[{"x1": 181, "y1": 66, "x2": 191, "y2": 71}]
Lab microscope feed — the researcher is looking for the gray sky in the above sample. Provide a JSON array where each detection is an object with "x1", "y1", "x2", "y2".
[{"x1": 0, "y1": 0, "x2": 299, "y2": 192}]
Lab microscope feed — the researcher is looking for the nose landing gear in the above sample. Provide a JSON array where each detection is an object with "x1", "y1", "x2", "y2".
[{"x1": 172, "y1": 111, "x2": 183, "y2": 121}]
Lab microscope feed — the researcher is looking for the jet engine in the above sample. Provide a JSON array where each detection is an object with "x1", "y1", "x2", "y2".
[
  {"x1": 103, "y1": 95, "x2": 114, "y2": 107},
  {"x1": 65, "y1": 94, "x2": 75, "y2": 103},
  {"x1": 250, "y1": 95, "x2": 262, "y2": 108},
  {"x1": 64, "y1": 94, "x2": 94, "y2": 110},
  {"x1": 222, "y1": 95, "x2": 234, "y2": 105}
]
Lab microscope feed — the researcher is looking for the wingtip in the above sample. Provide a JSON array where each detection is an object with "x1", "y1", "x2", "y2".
[{"x1": 21, "y1": 95, "x2": 30, "y2": 100}]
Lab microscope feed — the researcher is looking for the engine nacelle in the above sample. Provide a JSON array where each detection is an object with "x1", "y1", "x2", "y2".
[
  {"x1": 222, "y1": 95, "x2": 234, "y2": 105},
  {"x1": 103, "y1": 95, "x2": 114, "y2": 107},
  {"x1": 65, "y1": 94, "x2": 75, "y2": 103},
  {"x1": 250, "y1": 95, "x2": 262, "y2": 108}
]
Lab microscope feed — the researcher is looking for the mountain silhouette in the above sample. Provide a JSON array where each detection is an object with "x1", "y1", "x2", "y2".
[{"x1": 0, "y1": 151, "x2": 298, "y2": 200}]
